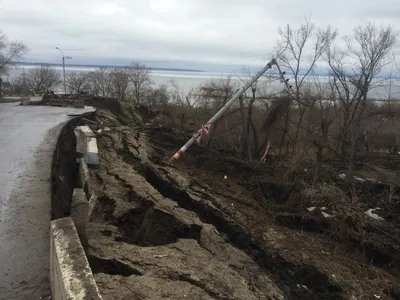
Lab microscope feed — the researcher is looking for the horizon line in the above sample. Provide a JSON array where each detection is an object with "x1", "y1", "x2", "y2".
[
  {"x1": 12, "y1": 62, "x2": 400, "y2": 79},
  {"x1": 14, "y1": 61, "x2": 205, "y2": 73}
]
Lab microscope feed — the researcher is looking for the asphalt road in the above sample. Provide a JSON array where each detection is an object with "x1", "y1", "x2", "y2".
[{"x1": 0, "y1": 103, "x2": 94, "y2": 300}]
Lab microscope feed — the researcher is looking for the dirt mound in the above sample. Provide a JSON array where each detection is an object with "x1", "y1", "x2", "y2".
[{"x1": 87, "y1": 97, "x2": 143, "y2": 125}]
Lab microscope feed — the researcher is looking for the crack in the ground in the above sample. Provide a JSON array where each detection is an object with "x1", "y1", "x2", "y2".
[
  {"x1": 113, "y1": 202, "x2": 202, "y2": 247},
  {"x1": 139, "y1": 162, "x2": 344, "y2": 300},
  {"x1": 104, "y1": 167, "x2": 136, "y2": 191},
  {"x1": 165, "y1": 270, "x2": 228, "y2": 300},
  {"x1": 88, "y1": 255, "x2": 144, "y2": 277}
]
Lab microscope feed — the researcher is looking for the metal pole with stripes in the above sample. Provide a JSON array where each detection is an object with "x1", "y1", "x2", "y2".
[{"x1": 169, "y1": 58, "x2": 277, "y2": 162}]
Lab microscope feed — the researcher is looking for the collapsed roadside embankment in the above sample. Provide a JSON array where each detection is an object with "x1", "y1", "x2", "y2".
[{"x1": 50, "y1": 99, "x2": 400, "y2": 300}]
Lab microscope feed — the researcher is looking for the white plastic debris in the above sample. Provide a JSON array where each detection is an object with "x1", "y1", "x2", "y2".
[
  {"x1": 374, "y1": 294, "x2": 381, "y2": 299},
  {"x1": 153, "y1": 254, "x2": 168, "y2": 258},
  {"x1": 307, "y1": 206, "x2": 316, "y2": 212},
  {"x1": 104, "y1": 127, "x2": 111, "y2": 132},
  {"x1": 338, "y1": 173, "x2": 346, "y2": 179},
  {"x1": 321, "y1": 207, "x2": 327, "y2": 211},
  {"x1": 321, "y1": 212, "x2": 332, "y2": 218},
  {"x1": 296, "y1": 284, "x2": 309, "y2": 290},
  {"x1": 367, "y1": 178, "x2": 381, "y2": 184},
  {"x1": 354, "y1": 176, "x2": 365, "y2": 182},
  {"x1": 365, "y1": 208, "x2": 384, "y2": 221}
]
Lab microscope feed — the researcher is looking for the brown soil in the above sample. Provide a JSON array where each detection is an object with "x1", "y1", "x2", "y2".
[{"x1": 84, "y1": 105, "x2": 400, "y2": 300}]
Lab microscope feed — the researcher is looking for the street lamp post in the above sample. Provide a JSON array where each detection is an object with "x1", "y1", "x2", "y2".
[{"x1": 56, "y1": 47, "x2": 72, "y2": 94}]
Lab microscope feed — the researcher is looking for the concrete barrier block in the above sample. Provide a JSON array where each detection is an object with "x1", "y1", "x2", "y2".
[
  {"x1": 78, "y1": 125, "x2": 96, "y2": 138},
  {"x1": 88, "y1": 192, "x2": 97, "y2": 222},
  {"x1": 74, "y1": 128, "x2": 86, "y2": 157},
  {"x1": 78, "y1": 118, "x2": 99, "y2": 131},
  {"x1": 74, "y1": 126, "x2": 100, "y2": 168},
  {"x1": 50, "y1": 217, "x2": 102, "y2": 300},
  {"x1": 71, "y1": 189, "x2": 89, "y2": 249},
  {"x1": 86, "y1": 137, "x2": 99, "y2": 168},
  {"x1": 78, "y1": 159, "x2": 92, "y2": 199}
]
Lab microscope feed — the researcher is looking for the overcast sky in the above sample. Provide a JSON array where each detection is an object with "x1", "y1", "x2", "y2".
[{"x1": 0, "y1": 0, "x2": 399, "y2": 72}]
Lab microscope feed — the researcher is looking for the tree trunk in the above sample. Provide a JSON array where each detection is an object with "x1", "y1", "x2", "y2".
[
  {"x1": 239, "y1": 96, "x2": 251, "y2": 160},
  {"x1": 341, "y1": 117, "x2": 349, "y2": 156},
  {"x1": 250, "y1": 88, "x2": 258, "y2": 157},
  {"x1": 347, "y1": 96, "x2": 367, "y2": 182},
  {"x1": 246, "y1": 96, "x2": 256, "y2": 156},
  {"x1": 186, "y1": 95, "x2": 199, "y2": 127},
  {"x1": 279, "y1": 108, "x2": 290, "y2": 155},
  {"x1": 0, "y1": 77, "x2": 3, "y2": 97},
  {"x1": 250, "y1": 120, "x2": 258, "y2": 157},
  {"x1": 313, "y1": 119, "x2": 330, "y2": 184},
  {"x1": 364, "y1": 130, "x2": 369, "y2": 154},
  {"x1": 294, "y1": 105, "x2": 307, "y2": 145},
  {"x1": 347, "y1": 124, "x2": 357, "y2": 182}
]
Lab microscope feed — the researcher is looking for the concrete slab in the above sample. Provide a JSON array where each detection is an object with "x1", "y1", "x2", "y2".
[
  {"x1": 86, "y1": 137, "x2": 100, "y2": 167},
  {"x1": 50, "y1": 217, "x2": 102, "y2": 300},
  {"x1": 78, "y1": 159, "x2": 92, "y2": 199},
  {"x1": 71, "y1": 189, "x2": 89, "y2": 250},
  {"x1": 74, "y1": 127, "x2": 99, "y2": 168},
  {"x1": 77, "y1": 125, "x2": 95, "y2": 138}
]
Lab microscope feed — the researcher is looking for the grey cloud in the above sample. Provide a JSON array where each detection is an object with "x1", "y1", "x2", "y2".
[{"x1": 0, "y1": 0, "x2": 399, "y2": 72}]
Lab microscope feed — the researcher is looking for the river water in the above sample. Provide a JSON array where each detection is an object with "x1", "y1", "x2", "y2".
[{"x1": 7, "y1": 65, "x2": 400, "y2": 100}]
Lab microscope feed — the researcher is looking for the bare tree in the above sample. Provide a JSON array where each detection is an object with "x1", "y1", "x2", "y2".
[
  {"x1": 326, "y1": 23, "x2": 396, "y2": 180},
  {"x1": 199, "y1": 76, "x2": 236, "y2": 110},
  {"x1": 128, "y1": 62, "x2": 152, "y2": 105},
  {"x1": 277, "y1": 18, "x2": 337, "y2": 146},
  {"x1": 66, "y1": 72, "x2": 90, "y2": 94},
  {"x1": 199, "y1": 75, "x2": 238, "y2": 135},
  {"x1": 198, "y1": 76, "x2": 238, "y2": 147},
  {"x1": 88, "y1": 68, "x2": 113, "y2": 97},
  {"x1": 26, "y1": 64, "x2": 61, "y2": 93},
  {"x1": 145, "y1": 84, "x2": 169, "y2": 108},
  {"x1": 10, "y1": 70, "x2": 29, "y2": 95},
  {"x1": 311, "y1": 79, "x2": 335, "y2": 183},
  {"x1": 0, "y1": 31, "x2": 28, "y2": 95},
  {"x1": 169, "y1": 80, "x2": 196, "y2": 127},
  {"x1": 110, "y1": 68, "x2": 130, "y2": 100},
  {"x1": 237, "y1": 67, "x2": 261, "y2": 159}
]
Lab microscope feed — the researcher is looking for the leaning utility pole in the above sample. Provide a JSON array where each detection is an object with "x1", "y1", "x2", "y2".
[
  {"x1": 169, "y1": 58, "x2": 278, "y2": 162},
  {"x1": 56, "y1": 47, "x2": 72, "y2": 94}
]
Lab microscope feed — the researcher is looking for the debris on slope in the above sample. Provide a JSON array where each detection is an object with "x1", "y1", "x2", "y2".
[{"x1": 85, "y1": 106, "x2": 400, "y2": 300}]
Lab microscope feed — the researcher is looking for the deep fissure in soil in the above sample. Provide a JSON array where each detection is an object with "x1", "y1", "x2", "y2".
[{"x1": 140, "y1": 162, "x2": 343, "y2": 300}]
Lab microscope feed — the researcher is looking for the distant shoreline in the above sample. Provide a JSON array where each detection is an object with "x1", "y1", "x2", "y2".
[
  {"x1": 14, "y1": 62, "x2": 205, "y2": 73},
  {"x1": 12, "y1": 62, "x2": 399, "y2": 79}
]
